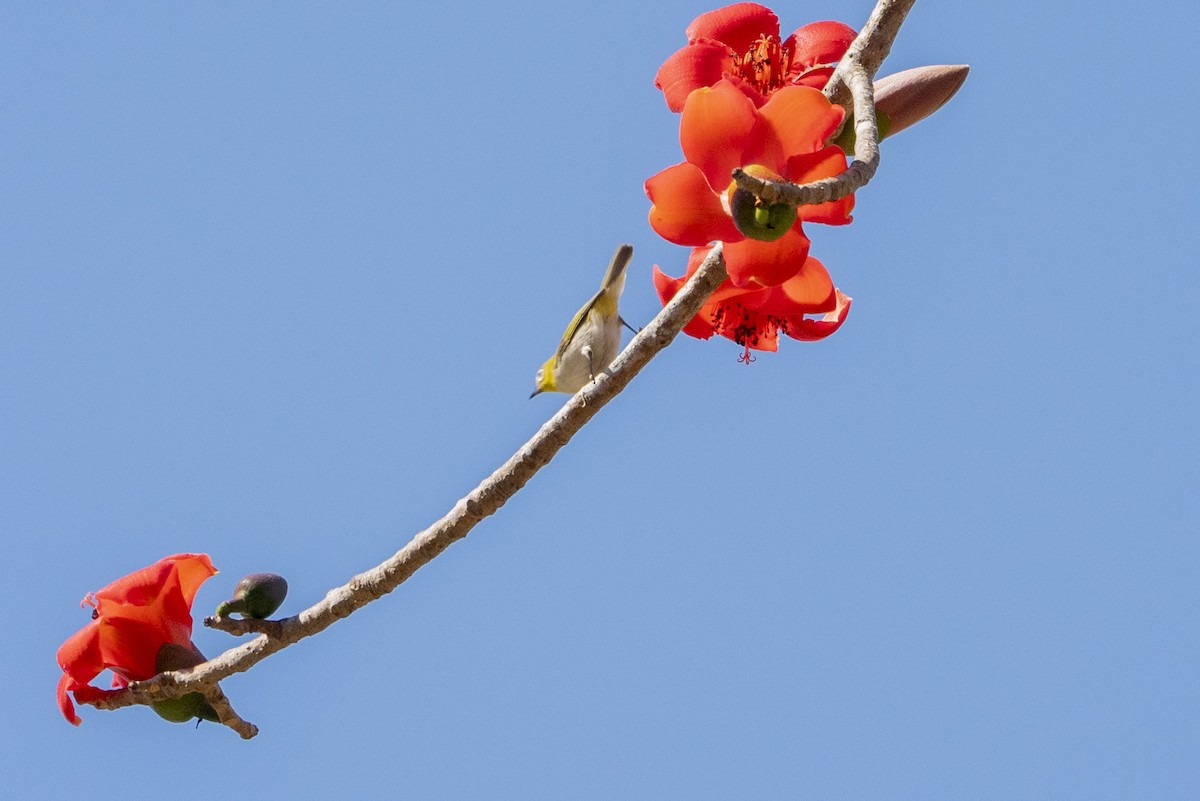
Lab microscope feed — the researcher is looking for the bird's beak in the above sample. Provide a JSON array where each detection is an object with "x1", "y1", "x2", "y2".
[{"x1": 529, "y1": 388, "x2": 543, "y2": 399}]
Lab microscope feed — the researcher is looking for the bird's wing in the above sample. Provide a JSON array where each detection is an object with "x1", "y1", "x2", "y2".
[
  {"x1": 555, "y1": 289, "x2": 604, "y2": 363},
  {"x1": 555, "y1": 244, "x2": 634, "y2": 363}
]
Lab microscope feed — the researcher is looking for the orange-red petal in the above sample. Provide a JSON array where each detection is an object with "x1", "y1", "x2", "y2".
[
  {"x1": 169, "y1": 554, "x2": 218, "y2": 607},
  {"x1": 686, "y1": 3, "x2": 780, "y2": 53},
  {"x1": 757, "y1": 85, "x2": 845, "y2": 160},
  {"x1": 92, "y1": 558, "x2": 177, "y2": 612},
  {"x1": 653, "y1": 263, "x2": 718, "y2": 340},
  {"x1": 91, "y1": 553, "x2": 215, "y2": 648},
  {"x1": 786, "y1": 21, "x2": 857, "y2": 76},
  {"x1": 760, "y1": 256, "x2": 836, "y2": 314},
  {"x1": 96, "y1": 617, "x2": 171, "y2": 680},
  {"x1": 656, "y1": 39, "x2": 735, "y2": 113},
  {"x1": 784, "y1": 288, "x2": 852, "y2": 341},
  {"x1": 791, "y1": 66, "x2": 835, "y2": 89},
  {"x1": 680, "y1": 81, "x2": 762, "y2": 192},
  {"x1": 786, "y1": 146, "x2": 854, "y2": 225},
  {"x1": 646, "y1": 162, "x2": 742, "y2": 246},
  {"x1": 57, "y1": 621, "x2": 103, "y2": 680},
  {"x1": 92, "y1": 554, "x2": 213, "y2": 614},
  {"x1": 57, "y1": 674, "x2": 82, "y2": 725},
  {"x1": 722, "y1": 223, "x2": 810, "y2": 287}
]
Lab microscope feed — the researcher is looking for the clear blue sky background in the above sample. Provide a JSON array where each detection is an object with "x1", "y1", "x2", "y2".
[{"x1": 4, "y1": 1, "x2": 1197, "y2": 798}]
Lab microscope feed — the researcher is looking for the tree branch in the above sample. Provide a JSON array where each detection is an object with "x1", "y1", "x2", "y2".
[
  {"x1": 81, "y1": 244, "x2": 730, "y2": 718},
  {"x1": 78, "y1": 0, "x2": 924, "y2": 738}
]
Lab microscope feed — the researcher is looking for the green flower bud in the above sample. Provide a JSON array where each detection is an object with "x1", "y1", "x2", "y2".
[{"x1": 215, "y1": 573, "x2": 288, "y2": 619}]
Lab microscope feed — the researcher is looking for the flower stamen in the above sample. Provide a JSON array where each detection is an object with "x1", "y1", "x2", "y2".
[{"x1": 734, "y1": 35, "x2": 792, "y2": 95}]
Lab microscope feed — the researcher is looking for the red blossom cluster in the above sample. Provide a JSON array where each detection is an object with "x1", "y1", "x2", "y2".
[
  {"x1": 647, "y1": 3, "x2": 857, "y2": 356},
  {"x1": 56, "y1": 553, "x2": 217, "y2": 725}
]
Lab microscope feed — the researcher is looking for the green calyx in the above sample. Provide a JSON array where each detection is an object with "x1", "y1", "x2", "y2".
[
  {"x1": 152, "y1": 643, "x2": 220, "y2": 724},
  {"x1": 831, "y1": 111, "x2": 892, "y2": 155},
  {"x1": 729, "y1": 188, "x2": 797, "y2": 242},
  {"x1": 152, "y1": 693, "x2": 221, "y2": 724}
]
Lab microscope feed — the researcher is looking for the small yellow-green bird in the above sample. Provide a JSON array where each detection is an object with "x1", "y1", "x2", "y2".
[{"x1": 531, "y1": 244, "x2": 636, "y2": 397}]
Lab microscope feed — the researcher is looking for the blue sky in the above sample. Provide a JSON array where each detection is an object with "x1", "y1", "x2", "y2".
[{"x1": 4, "y1": 1, "x2": 1198, "y2": 798}]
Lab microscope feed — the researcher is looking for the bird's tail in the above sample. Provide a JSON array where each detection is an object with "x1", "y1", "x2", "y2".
[{"x1": 600, "y1": 244, "x2": 634, "y2": 297}]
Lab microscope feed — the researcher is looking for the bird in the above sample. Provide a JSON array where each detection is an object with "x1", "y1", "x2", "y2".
[{"x1": 531, "y1": 244, "x2": 636, "y2": 396}]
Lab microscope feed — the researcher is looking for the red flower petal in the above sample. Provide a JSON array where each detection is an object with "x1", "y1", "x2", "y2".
[
  {"x1": 57, "y1": 621, "x2": 103, "y2": 682},
  {"x1": 757, "y1": 85, "x2": 845, "y2": 160},
  {"x1": 785, "y1": 145, "x2": 854, "y2": 225},
  {"x1": 760, "y1": 256, "x2": 836, "y2": 314},
  {"x1": 653, "y1": 262, "x2": 718, "y2": 340},
  {"x1": 791, "y1": 66, "x2": 835, "y2": 89},
  {"x1": 722, "y1": 223, "x2": 810, "y2": 288},
  {"x1": 651, "y1": 263, "x2": 686, "y2": 304},
  {"x1": 170, "y1": 554, "x2": 218, "y2": 607},
  {"x1": 786, "y1": 20, "x2": 857, "y2": 75},
  {"x1": 719, "y1": 73, "x2": 770, "y2": 108},
  {"x1": 92, "y1": 559, "x2": 177, "y2": 611},
  {"x1": 784, "y1": 288, "x2": 852, "y2": 341},
  {"x1": 92, "y1": 553, "x2": 216, "y2": 650},
  {"x1": 655, "y1": 39, "x2": 735, "y2": 113},
  {"x1": 92, "y1": 554, "x2": 214, "y2": 615},
  {"x1": 646, "y1": 163, "x2": 742, "y2": 246},
  {"x1": 57, "y1": 674, "x2": 82, "y2": 726},
  {"x1": 56, "y1": 623, "x2": 104, "y2": 725},
  {"x1": 680, "y1": 80, "x2": 762, "y2": 192},
  {"x1": 686, "y1": 3, "x2": 780, "y2": 54},
  {"x1": 96, "y1": 617, "x2": 173, "y2": 681}
]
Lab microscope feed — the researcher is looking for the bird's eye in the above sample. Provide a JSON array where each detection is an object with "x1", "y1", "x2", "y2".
[{"x1": 534, "y1": 368, "x2": 544, "y2": 382}]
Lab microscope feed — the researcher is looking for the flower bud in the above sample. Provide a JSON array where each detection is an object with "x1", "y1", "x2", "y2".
[
  {"x1": 873, "y1": 64, "x2": 969, "y2": 137},
  {"x1": 833, "y1": 64, "x2": 969, "y2": 153},
  {"x1": 215, "y1": 573, "x2": 288, "y2": 619}
]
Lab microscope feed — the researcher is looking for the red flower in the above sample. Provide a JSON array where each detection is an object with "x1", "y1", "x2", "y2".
[
  {"x1": 653, "y1": 247, "x2": 851, "y2": 355},
  {"x1": 646, "y1": 78, "x2": 853, "y2": 288},
  {"x1": 56, "y1": 553, "x2": 217, "y2": 725},
  {"x1": 655, "y1": 3, "x2": 857, "y2": 111}
]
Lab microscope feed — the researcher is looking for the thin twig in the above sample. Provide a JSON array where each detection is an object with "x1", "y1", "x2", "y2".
[
  {"x1": 205, "y1": 685, "x2": 259, "y2": 739},
  {"x1": 205, "y1": 615, "x2": 287, "y2": 638},
  {"x1": 824, "y1": 0, "x2": 917, "y2": 105},
  {"x1": 81, "y1": 244, "x2": 730, "y2": 714}
]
